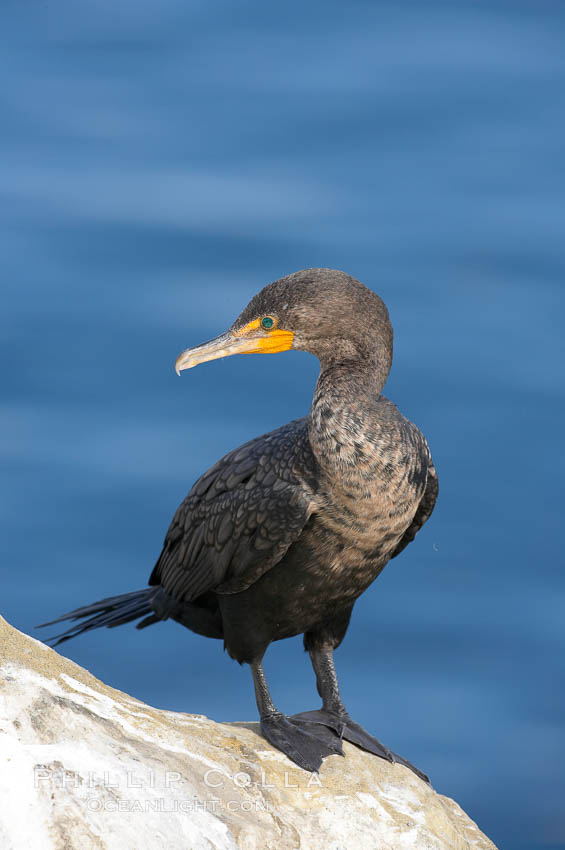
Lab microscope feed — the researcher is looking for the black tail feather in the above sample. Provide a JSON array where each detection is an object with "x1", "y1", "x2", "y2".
[{"x1": 36, "y1": 588, "x2": 158, "y2": 647}]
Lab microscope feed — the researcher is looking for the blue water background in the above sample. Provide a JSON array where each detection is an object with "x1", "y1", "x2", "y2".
[{"x1": 1, "y1": 3, "x2": 564, "y2": 848}]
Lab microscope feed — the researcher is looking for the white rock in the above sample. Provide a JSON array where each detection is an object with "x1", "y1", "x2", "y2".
[{"x1": 0, "y1": 616, "x2": 497, "y2": 850}]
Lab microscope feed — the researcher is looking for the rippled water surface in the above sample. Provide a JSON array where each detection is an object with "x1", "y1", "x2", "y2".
[{"x1": 2, "y1": 3, "x2": 564, "y2": 848}]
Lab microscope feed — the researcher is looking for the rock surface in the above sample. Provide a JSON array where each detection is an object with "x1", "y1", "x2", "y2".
[{"x1": 0, "y1": 616, "x2": 496, "y2": 850}]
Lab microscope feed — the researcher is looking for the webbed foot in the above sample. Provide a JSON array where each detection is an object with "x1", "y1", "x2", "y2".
[
  {"x1": 260, "y1": 712, "x2": 343, "y2": 772},
  {"x1": 290, "y1": 708, "x2": 429, "y2": 784}
]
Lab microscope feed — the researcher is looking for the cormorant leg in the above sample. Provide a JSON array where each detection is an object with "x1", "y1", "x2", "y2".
[
  {"x1": 250, "y1": 658, "x2": 342, "y2": 773},
  {"x1": 291, "y1": 647, "x2": 430, "y2": 784}
]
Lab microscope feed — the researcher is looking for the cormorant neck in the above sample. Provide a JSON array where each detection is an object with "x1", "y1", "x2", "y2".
[
  {"x1": 316, "y1": 350, "x2": 390, "y2": 395},
  {"x1": 311, "y1": 331, "x2": 392, "y2": 389},
  {"x1": 308, "y1": 354, "x2": 391, "y2": 477}
]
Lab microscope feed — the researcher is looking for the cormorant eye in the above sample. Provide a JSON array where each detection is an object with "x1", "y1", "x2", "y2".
[{"x1": 261, "y1": 316, "x2": 275, "y2": 330}]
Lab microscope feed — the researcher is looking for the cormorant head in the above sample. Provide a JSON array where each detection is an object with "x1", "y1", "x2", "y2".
[{"x1": 175, "y1": 268, "x2": 393, "y2": 378}]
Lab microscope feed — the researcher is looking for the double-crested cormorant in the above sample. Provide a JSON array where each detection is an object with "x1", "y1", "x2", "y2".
[{"x1": 40, "y1": 268, "x2": 438, "y2": 781}]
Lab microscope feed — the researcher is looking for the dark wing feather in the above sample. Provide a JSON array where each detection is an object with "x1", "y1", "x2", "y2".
[
  {"x1": 149, "y1": 418, "x2": 316, "y2": 600},
  {"x1": 389, "y1": 456, "x2": 438, "y2": 559}
]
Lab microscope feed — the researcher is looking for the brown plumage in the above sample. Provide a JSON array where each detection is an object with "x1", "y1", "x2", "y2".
[{"x1": 39, "y1": 268, "x2": 438, "y2": 780}]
